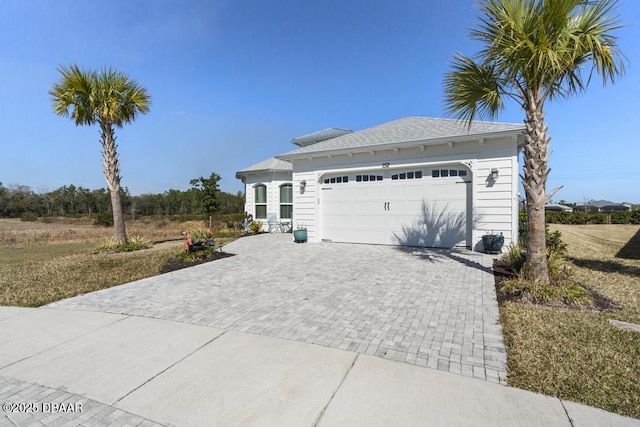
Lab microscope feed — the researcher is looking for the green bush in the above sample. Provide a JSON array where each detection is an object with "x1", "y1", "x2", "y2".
[
  {"x1": 501, "y1": 243, "x2": 526, "y2": 275},
  {"x1": 95, "y1": 236, "x2": 149, "y2": 253},
  {"x1": 175, "y1": 246, "x2": 213, "y2": 262},
  {"x1": 93, "y1": 212, "x2": 113, "y2": 227},
  {"x1": 248, "y1": 221, "x2": 262, "y2": 234},
  {"x1": 213, "y1": 230, "x2": 244, "y2": 238},
  {"x1": 499, "y1": 278, "x2": 592, "y2": 306},
  {"x1": 545, "y1": 226, "x2": 567, "y2": 257},
  {"x1": 20, "y1": 212, "x2": 38, "y2": 222}
]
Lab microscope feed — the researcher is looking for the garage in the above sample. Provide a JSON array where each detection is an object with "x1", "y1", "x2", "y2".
[
  {"x1": 240, "y1": 116, "x2": 524, "y2": 250},
  {"x1": 320, "y1": 166, "x2": 471, "y2": 247}
]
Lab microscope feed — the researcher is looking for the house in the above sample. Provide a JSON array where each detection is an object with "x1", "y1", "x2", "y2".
[
  {"x1": 236, "y1": 117, "x2": 525, "y2": 251},
  {"x1": 545, "y1": 203, "x2": 573, "y2": 212},
  {"x1": 574, "y1": 200, "x2": 632, "y2": 213},
  {"x1": 236, "y1": 128, "x2": 352, "y2": 228}
]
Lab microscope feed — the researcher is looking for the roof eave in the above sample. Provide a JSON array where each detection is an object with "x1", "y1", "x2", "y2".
[
  {"x1": 235, "y1": 168, "x2": 292, "y2": 179},
  {"x1": 277, "y1": 128, "x2": 525, "y2": 161}
]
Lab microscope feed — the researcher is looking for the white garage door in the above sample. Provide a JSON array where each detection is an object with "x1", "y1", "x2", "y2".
[{"x1": 320, "y1": 167, "x2": 470, "y2": 247}]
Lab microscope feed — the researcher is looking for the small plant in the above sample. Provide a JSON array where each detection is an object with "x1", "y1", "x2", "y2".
[
  {"x1": 20, "y1": 212, "x2": 38, "y2": 222},
  {"x1": 501, "y1": 243, "x2": 526, "y2": 275},
  {"x1": 175, "y1": 245, "x2": 213, "y2": 262},
  {"x1": 190, "y1": 227, "x2": 215, "y2": 242},
  {"x1": 248, "y1": 221, "x2": 262, "y2": 234},
  {"x1": 499, "y1": 278, "x2": 592, "y2": 306},
  {"x1": 484, "y1": 230, "x2": 503, "y2": 236},
  {"x1": 296, "y1": 222, "x2": 307, "y2": 231},
  {"x1": 95, "y1": 236, "x2": 149, "y2": 253},
  {"x1": 545, "y1": 225, "x2": 567, "y2": 257}
]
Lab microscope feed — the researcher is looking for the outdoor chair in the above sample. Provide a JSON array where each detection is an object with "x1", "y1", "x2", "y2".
[{"x1": 267, "y1": 213, "x2": 281, "y2": 233}]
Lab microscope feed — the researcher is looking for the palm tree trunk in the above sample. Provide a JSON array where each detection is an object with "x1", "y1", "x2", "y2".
[
  {"x1": 100, "y1": 124, "x2": 128, "y2": 243},
  {"x1": 522, "y1": 93, "x2": 550, "y2": 284}
]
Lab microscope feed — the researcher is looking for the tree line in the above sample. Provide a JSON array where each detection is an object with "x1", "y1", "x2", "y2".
[{"x1": 0, "y1": 176, "x2": 244, "y2": 220}]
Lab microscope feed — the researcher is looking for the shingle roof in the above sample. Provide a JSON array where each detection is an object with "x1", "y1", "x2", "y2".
[
  {"x1": 291, "y1": 127, "x2": 353, "y2": 147},
  {"x1": 278, "y1": 117, "x2": 524, "y2": 159},
  {"x1": 235, "y1": 157, "x2": 292, "y2": 179}
]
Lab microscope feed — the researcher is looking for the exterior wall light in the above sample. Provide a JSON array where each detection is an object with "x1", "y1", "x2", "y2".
[
  {"x1": 300, "y1": 180, "x2": 306, "y2": 189},
  {"x1": 490, "y1": 168, "x2": 499, "y2": 180}
]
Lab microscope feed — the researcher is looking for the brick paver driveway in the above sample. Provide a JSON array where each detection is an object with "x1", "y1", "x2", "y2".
[{"x1": 50, "y1": 233, "x2": 507, "y2": 383}]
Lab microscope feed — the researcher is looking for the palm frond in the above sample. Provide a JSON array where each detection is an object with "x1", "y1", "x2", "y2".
[
  {"x1": 443, "y1": 53, "x2": 506, "y2": 125},
  {"x1": 51, "y1": 65, "x2": 151, "y2": 129}
]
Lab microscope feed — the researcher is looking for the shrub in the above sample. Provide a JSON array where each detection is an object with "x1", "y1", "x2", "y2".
[
  {"x1": 248, "y1": 221, "x2": 262, "y2": 234},
  {"x1": 95, "y1": 236, "x2": 149, "y2": 253},
  {"x1": 190, "y1": 228, "x2": 215, "y2": 242},
  {"x1": 93, "y1": 212, "x2": 113, "y2": 227},
  {"x1": 175, "y1": 246, "x2": 212, "y2": 262},
  {"x1": 501, "y1": 243, "x2": 526, "y2": 275},
  {"x1": 499, "y1": 278, "x2": 592, "y2": 306},
  {"x1": 20, "y1": 212, "x2": 38, "y2": 222},
  {"x1": 213, "y1": 230, "x2": 243, "y2": 238},
  {"x1": 545, "y1": 226, "x2": 567, "y2": 257}
]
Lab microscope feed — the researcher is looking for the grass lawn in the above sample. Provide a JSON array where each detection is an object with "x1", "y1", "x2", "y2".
[
  {"x1": 500, "y1": 224, "x2": 640, "y2": 419},
  {"x1": 0, "y1": 218, "x2": 237, "y2": 307}
]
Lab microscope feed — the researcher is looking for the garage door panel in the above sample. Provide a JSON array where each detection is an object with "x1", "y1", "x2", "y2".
[{"x1": 321, "y1": 170, "x2": 469, "y2": 247}]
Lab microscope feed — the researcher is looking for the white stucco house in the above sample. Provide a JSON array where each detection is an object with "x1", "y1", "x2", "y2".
[{"x1": 236, "y1": 116, "x2": 525, "y2": 251}]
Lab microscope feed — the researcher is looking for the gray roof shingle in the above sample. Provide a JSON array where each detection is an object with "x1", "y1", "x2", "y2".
[
  {"x1": 235, "y1": 157, "x2": 292, "y2": 179},
  {"x1": 278, "y1": 117, "x2": 524, "y2": 159},
  {"x1": 291, "y1": 127, "x2": 353, "y2": 146}
]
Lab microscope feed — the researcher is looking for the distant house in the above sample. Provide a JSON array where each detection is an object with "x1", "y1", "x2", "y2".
[
  {"x1": 545, "y1": 203, "x2": 573, "y2": 212},
  {"x1": 599, "y1": 203, "x2": 632, "y2": 212},
  {"x1": 574, "y1": 200, "x2": 632, "y2": 213},
  {"x1": 237, "y1": 116, "x2": 525, "y2": 251}
]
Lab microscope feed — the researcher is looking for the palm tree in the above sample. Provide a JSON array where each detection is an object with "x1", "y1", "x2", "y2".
[
  {"x1": 444, "y1": 0, "x2": 625, "y2": 283},
  {"x1": 50, "y1": 65, "x2": 151, "y2": 243}
]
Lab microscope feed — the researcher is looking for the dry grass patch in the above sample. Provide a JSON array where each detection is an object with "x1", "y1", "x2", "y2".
[
  {"x1": 500, "y1": 224, "x2": 640, "y2": 419},
  {"x1": 501, "y1": 303, "x2": 640, "y2": 418},
  {"x1": 0, "y1": 217, "x2": 236, "y2": 307}
]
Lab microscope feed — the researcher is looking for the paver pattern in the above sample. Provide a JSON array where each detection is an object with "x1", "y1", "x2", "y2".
[
  {"x1": 50, "y1": 233, "x2": 507, "y2": 383},
  {"x1": 0, "y1": 376, "x2": 165, "y2": 427}
]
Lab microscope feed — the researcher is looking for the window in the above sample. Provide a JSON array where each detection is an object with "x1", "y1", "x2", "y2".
[
  {"x1": 432, "y1": 169, "x2": 468, "y2": 179},
  {"x1": 415, "y1": 171, "x2": 423, "y2": 178},
  {"x1": 254, "y1": 184, "x2": 267, "y2": 219},
  {"x1": 324, "y1": 176, "x2": 349, "y2": 184},
  {"x1": 392, "y1": 174, "x2": 398, "y2": 180},
  {"x1": 279, "y1": 184, "x2": 292, "y2": 219},
  {"x1": 399, "y1": 173, "x2": 406, "y2": 180}
]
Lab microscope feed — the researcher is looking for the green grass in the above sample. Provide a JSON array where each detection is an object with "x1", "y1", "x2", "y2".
[
  {"x1": 500, "y1": 224, "x2": 640, "y2": 419},
  {"x1": 0, "y1": 243, "x2": 180, "y2": 307}
]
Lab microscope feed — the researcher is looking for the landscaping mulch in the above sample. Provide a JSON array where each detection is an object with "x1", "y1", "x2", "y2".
[{"x1": 160, "y1": 251, "x2": 235, "y2": 274}]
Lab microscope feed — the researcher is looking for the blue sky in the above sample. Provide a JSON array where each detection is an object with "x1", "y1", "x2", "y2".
[{"x1": 1, "y1": 0, "x2": 638, "y2": 203}]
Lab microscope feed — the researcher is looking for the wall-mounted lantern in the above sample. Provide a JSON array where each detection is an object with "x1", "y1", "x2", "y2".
[
  {"x1": 490, "y1": 168, "x2": 499, "y2": 180},
  {"x1": 299, "y1": 180, "x2": 307, "y2": 189}
]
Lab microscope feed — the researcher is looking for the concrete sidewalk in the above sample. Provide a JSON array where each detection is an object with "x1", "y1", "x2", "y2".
[{"x1": 1, "y1": 307, "x2": 638, "y2": 426}]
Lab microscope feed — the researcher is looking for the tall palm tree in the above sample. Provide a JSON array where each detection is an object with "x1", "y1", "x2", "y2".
[
  {"x1": 444, "y1": 0, "x2": 625, "y2": 283},
  {"x1": 50, "y1": 65, "x2": 151, "y2": 243}
]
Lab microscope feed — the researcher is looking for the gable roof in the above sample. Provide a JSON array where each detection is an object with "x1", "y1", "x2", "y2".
[
  {"x1": 277, "y1": 117, "x2": 524, "y2": 160},
  {"x1": 235, "y1": 157, "x2": 292, "y2": 180},
  {"x1": 291, "y1": 127, "x2": 353, "y2": 147}
]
